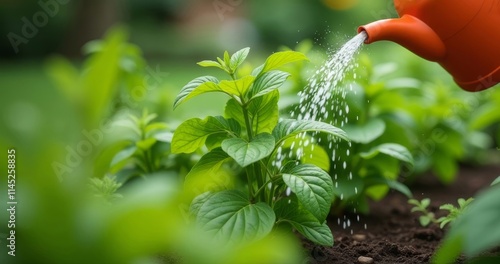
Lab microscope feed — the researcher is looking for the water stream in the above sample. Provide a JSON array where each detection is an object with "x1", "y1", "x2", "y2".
[{"x1": 279, "y1": 32, "x2": 368, "y2": 233}]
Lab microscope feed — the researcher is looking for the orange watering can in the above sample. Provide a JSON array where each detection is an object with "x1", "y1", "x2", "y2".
[{"x1": 358, "y1": 0, "x2": 500, "y2": 92}]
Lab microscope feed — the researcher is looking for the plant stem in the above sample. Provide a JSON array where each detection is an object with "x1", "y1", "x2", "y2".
[
  {"x1": 241, "y1": 100, "x2": 260, "y2": 200},
  {"x1": 245, "y1": 167, "x2": 255, "y2": 199},
  {"x1": 254, "y1": 178, "x2": 273, "y2": 200},
  {"x1": 242, "y1": 104, "x2": 253, "y2": 141}
]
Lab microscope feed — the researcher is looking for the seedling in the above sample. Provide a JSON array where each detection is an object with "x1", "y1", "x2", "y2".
[
  {"x1": 89, "y1": 175, "x2": 123, "y2": 202},
  {"x1": 408, "y1": 197, "x2": 474, "y2": 228},
  {"x1": 437, "y1": 198, "x2": 474, "y2": 228},
  {"x1": 172, "y1": 48, "x2": 349, "y2": 246},
  {"x1": 408, "y1": 198, "x2": 437, "y2": 227}
]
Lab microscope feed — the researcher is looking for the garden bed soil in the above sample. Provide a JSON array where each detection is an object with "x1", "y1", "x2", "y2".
[{"x1": 303, "y1": 164, "x2": 500, "y2": 264}]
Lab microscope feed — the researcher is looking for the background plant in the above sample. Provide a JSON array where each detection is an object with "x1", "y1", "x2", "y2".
[
  {"x1": 171, "y1": 47, "x2": 349, "y2": 246},
  {"x1": 95, "y1": 109, "x2": 174, "y2": 184}
]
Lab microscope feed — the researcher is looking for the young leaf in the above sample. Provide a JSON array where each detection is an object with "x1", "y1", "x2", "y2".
[
  {"x1": 136, "y1": 138, "x2": 157, "y2": 150},
  {"x1": 273, "y1": 119, "x2": 349, "y2": 146},
  {"x1": 174, "y1": 76, "x2": 219, "y2": 108},
  {"x1": 153, "y1": 132, "x2": 173, "y2": 143},
  {"x1": 223, "y1": 51, "x2": 231, "y2": 67},
  {"x1": 197, "y1": 190, "x2": 276, "y2": 243},
  {"x1": 197, "y1": 60, "x2": 225, "y2": 71},
  {"x1": 421, "y1": 198, "x2": 431, "y2": 208},
  {"x1": 342, "y1": 118, "x2": 386, "y2": 144},
  {"x1": 360, "y1": 143, "x2": 414, "y2": 165},
  {"x1": 247, "y1": 91, "x2": 280, "y2": 134},
  {"x1": 282, "y1": 164, "x2": 334, "y2": 221},
  {"x1": 420, "y1": 215, "x2": 431, "y2": 227},
  {"x1": 111, "y1": 145, "x2": 137, "y2": 168},
  {"x1": 172, "y1": 116, "x2": 237, "y2": 153},
  {"x1": 274, "y1": 197, "x2": 333, "y2": 246},
  {"x1": 230, "y1": 47, "x2": 250, "y2": 71},
  {"x1": 145, "y1": 122, "x2": 168, "y2": 136},
  {"x1": 261, "y1": 51, "x2": 308, "y2": 73},
  {"x1": 249, "y1": 70, "x2": 290, "y2": 99},
  {"x1": 221, "y1": 133, "x2": 275, "y2": 167}
]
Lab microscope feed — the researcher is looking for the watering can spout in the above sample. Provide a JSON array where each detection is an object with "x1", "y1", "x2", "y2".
[
  {"x1": 358, "y1": 15, "x2": 446, "y2": 62},
  {"x1": 356, "y1": 0, "x2": 500, "y2": 92}
]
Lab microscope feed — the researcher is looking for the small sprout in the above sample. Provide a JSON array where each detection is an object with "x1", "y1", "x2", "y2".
[
  {"x1": 409, "y1": 197, "x2": 474, "y2": 229},
  {"x1": 437, "y1": 198, "x2": 474, "y2": 228},
  {"x1": 89, "y1": 175, "x2": 123, "y2": 202},
  {"x1": 408, "y1": 198, "x2": 437, "y2": 227}
]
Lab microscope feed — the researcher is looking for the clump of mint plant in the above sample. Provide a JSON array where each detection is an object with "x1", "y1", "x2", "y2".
[
  {"x1": 171, "y1": 48, "x2": 349, "y2": 246},
  {"x1": 101, "y1": 109, "x2": 173, "y2": 183}
]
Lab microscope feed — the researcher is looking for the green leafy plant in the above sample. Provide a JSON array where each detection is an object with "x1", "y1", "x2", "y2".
[
  {"x1": 97, "y1": 110, "x2": 173, "y2": 183},
  {"x1": 437, "y1": 198, "x2": 474, "y2": 229},
  {"x1": 408, "y1": 198, "x2": 437, "y2": 227},
  {"x1": 171, "y1": 47, "x2": 349, "y2": 246},
  {"x1": 408, "y1": 198, "x2": 474, "y2": 228},
  {"x1": 88, "y1": 175, "x2": 123, "y2": 202}
]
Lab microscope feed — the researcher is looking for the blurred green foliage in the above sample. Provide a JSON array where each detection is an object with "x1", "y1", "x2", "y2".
[
  {"x1": 0, "y1": 28, "x2": 306, "y2": 264},
  {"x1": 0, "y1": 1, "x2": 499, "y2": 261}
]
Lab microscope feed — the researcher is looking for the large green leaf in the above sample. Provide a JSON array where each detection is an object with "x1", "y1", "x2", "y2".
[
  {"x1": 219, "y1": 75, "x2": 255, "y2": 97},
  {"x1": 274, "y1": 197, "x2": 333, "y2": 246},
  {"x1": 190, "y1": 192, "x2": 214, "y2": 217},
  {"x1": 273, "y1": 119, "x2": 349, "y2": 146},
  {"x1": 174, "y1": 76, "x2": 219, "y2": 108},
  {"x1": 247, "y1": 91, "x2": 280, "y2": 134},
  {"x1": 230, "y1": 47, "x2": 250, "y2": 71},
  {"x1": 262, "y1": 51, "x2": 308, "y2": 73},
  {"x1": 225, "y1": 90, "x2": 279, "y2": 134},
  {"x1": 363, "y1": 175, "x2": 412, "y2": 198},
  {"x1": 184, "y1": 148, "x2": 232, "y2": 192},
  {"x1": 172, "y1": 116, "x2": 238, "y2": 153},
  {"x1": 343, "y1": 118, "x2": 385, "y2": 144},
  {"x1": 282, "y1": 164, "x2": 334, "y2": 221},
  {"x1": 249, "y1": 70, "x2": 290, "y2": 99},
  {"x1": 360, "y1": 143, "x2": 414, "y2": 165},
  {"x1": 221, "y1": 133, "x2": 275, "y2": 167},
  {"x1": 197, "y1": 190, "x2": 276, "y2": 243}
]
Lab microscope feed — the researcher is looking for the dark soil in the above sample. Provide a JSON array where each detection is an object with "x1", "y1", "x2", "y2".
[{"x1": 303, "y1": 164, "x2": 500, "y2": 264}]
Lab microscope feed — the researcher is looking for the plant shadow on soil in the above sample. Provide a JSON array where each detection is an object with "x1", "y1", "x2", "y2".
[{"x1": 303, "y1": 164, "x2": 500, "y2": 264}]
